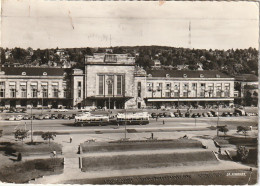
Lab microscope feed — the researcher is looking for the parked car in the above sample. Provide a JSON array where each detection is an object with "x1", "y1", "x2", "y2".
[
  {"x1": 62, "y1": 115, "x2": 69, "y2": 119},
  {"x1": 174, "y1": 112, "x2": 179, "y2": 117},
  {"x1": 191, "y1": 113, "x2": 198, "y2": 118},
  {"x1": 8, "y1": 108, "x2": 16, "y2": 113},
  {"x1": 210, "y1": 110, "x2": 218, "y2": 117},
  {"x1": 23, "y1": 114, "x2": 31, "y2": 120},
  {"x1": 57, "y1": 114, "x2": 63, "y2": 119},
  {"x1": 151, "y1": 113, "x2": 158, "y2": 118},
  {"x1": 16, "y1": 115, "x2": 24, "y2": 121},
  {"x1": 207, "y1": 112, "x2": 213, "y2": 117},
  {"x1": 8, "y1": 115, "x2": 16, "y2": 121},
  {"x1": 163, "y1": 112, "x2": 172, "y2": 117},
  {"x1": 36, "y1": 114, "x2": 44, "y2": 120},
  {"x1": 58, "y1": 109, "x2": 68, "y2": 112},
  {"x1": 169, "y1": 112, "x2": 175, "y2": 118},
  {"x1": 202, "y1": 112, "x2": 208, "y2": 117},
  {"x1": 44, "y1": 114, "x2": 50, "y2": 119},
  {"x1": 234, "y1": 108, "x2": 246, "y2": 116},
  {"x1": 185, "y1": 112, "x2": 191, "y2": 118}
]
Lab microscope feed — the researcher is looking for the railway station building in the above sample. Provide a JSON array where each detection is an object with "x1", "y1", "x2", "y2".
[{"x1": 0, "y1": 53, "x2": 236, "y2": 109}]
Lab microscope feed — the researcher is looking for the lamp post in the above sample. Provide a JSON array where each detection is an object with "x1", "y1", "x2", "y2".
[
  {"x1": 30, "y1": 101, "x2": 33, "y2": 143},
  {"x1": 217, "y1": 101, "x2": 220, "y2": 136},
  {"x1": 106, "y1": 78, "x2": 113, "y2": 112}
]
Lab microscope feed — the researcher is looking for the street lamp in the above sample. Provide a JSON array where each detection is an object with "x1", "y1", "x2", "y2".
[
  {"x1": 30, "y1": 101, "x2": 33, "y2": 143},
  {"x1": 217, "y1": 101, "x2": 220, "y2": 136},
  {"x1": 106, "y1": 78, "x2": 113, "y2": 113}
]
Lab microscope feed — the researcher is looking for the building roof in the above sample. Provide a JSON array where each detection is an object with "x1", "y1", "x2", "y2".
[
  {"x1": 1, "y1": 67, "x2": 67, "y2": 76},
  {"x1": 146, "y1": 70, "x2": 232, "y2": 78},
  {"x1": 234, "y1": 74, "x2": 258, "y2": 82}
]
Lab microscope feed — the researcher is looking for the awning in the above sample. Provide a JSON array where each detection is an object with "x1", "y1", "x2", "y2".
[
  {"x1": 41, "y1": 82, "x2": 48, "y2": 85},
  {"x1": 147, "y1": 98, "x2": 234, "y2": 102},
  {"x1": 9, "y1": 82, "x2": 16, "y2": 85},
  {"x1": 31, "y1": 83, "x2": 37, "y2": 86},
  {"x1": 52, "y1": 82, "x2": 58, "y2": 85},
  {"x1": 20, "y1": 83, "x2": 27, "y2": 86}
]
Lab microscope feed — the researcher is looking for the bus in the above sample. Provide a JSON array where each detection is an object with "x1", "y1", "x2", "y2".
[
  {"x1": 114, "y1": 112, "x2": 149, "y2": 125},
  {"x1": 74, "y1": 112, "x2": 109, "y2": 126}
]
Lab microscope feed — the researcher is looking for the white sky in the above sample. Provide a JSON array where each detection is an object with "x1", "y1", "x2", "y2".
[{"x1": 1, "y1": 0, "x2": 259, "y2": 50}]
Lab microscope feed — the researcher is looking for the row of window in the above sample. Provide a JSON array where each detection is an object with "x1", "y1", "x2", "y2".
[
  {"x1": 0, "y1": 88, "x2": 68, "y2": 98},
  {"x1": 147, "y1": 83, "x2": 230, "y2": 92},
  {"x1": 160, "y1": 91, "x2": 230, "y2": 98},
  {"x1": 98, "y1": 75, "x2": 125, "y2": 96}
]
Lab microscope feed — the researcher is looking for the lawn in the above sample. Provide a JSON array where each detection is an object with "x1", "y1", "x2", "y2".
[
  {"x1": 0, "y1": 141, "x2": 62, "y2": 156},
  {"x1": 65, "y1": 169, "x2": 257, "y2": 185},
  {"x1": 81, "y1": 151, "x2": 218, "y2": 171},
  {"x1": 81, "y1": 139, "x2": 203, "y2": 153},
  {"x1": 0, "y1": 158, "x2": 64, "y2": 183}
]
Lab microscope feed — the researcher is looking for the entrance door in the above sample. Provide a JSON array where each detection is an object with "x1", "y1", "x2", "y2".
[
  {"x1": 52, "y1": 101, "x2": 58, "y2": 109},
  {"x1": 10, "y1": 100, "x2": 16, "y2": 108},
  {"x1": 77, "y1": 103, "x2": 81, "y2": 109}
]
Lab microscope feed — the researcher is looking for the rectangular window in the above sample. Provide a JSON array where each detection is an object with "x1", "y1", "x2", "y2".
[
  {"x1": 21, "y1": 87, "x2": 27, "y2": 98},
  {"x1": 183, "y1": 83, "x2": 188, "y2": 90},
  {"x1": 157, "y1": 83, "x2": 162, "y2": 91},
  {"x1": 78, "y1": 81, "x2": 81, "y2": 88},
  {"x1": 165, "y1": 92, "x2": 171, "y2": 97},
  {"x1": 107, "y1": 75, "x2": 113, "y2": 95},
  {"x1": 147, "y1": 83, "x2": 153, "y2": 92},
  {"x1": 224, "y1": 84, "x2": 230, "y2": 97},
  {"x1": 192, "y1": 83, "x2": 197, "y2": 90},
  {"x1": 200, "y1": 92, "x2": 205, "y2": 97},
  {"x1": 174, "y1": 83, "x2": 179, "y2": 90},
  {"x1": 201, "y1": 83, "x2": 205, "y2": 90},
  {"x1": 32, "y1": 89, "x2": 38, "y2": 98},
  {"x1": 208, "y1": 84, "x2": 214, "y2": 97},
  {"x1": 174, "y1": 92, "x2": 180, "y2": 97},
  {"x1": 78, "y1": 89, "x2": 81, "y2": 98},
  {"x1": 52, "y1": 85, "x2": 59, "y2": 98},
  {"x1": 0, "y1": 82, "x2": 5, "y2": 98},
  {"x1": 0, "y1": 88, "x2": 4, "y2": 98},
  {"x1": 117, "y1": 75, "x2": 122, "y2": 95},
  {"x1": 43, "y1": 89, "x2": 48, "y2": 98},
  {"x1": 137, "y1": 82, "x2": 141, "y2": 97},
  {"x1": 98, "y1": 75, "x2": 104, "y2": 95},
  {"x1": 166, "y1": 83, "x2": 171, "y2": 90},
  {"x1": 216, "y1": 84, "x2": 222, "y2": 97},
  {"x1": 183, "y1": 92, "x2": 188, "y2": 97}
]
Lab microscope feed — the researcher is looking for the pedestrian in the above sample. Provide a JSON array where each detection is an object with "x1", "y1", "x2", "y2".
[
  {"x1": 163, "y1": 120, "x2": 165, "y2": 125},
  {"x1": 70, "y1": 136, "x2": 72, "y2": 143},
  {"x1": 156, "y1": 116, "x2": 158, "y2": 122},
  {"x1": 151, "y1": 133, "x2": 154, "y2": 139},
  {"x1": 218, "y1": 147, "x2": 221, "y2": 154}
]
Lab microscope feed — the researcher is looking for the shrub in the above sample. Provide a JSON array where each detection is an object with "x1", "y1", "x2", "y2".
[{"x1": 237, "y1": 146, "x2": 249, "y2": 162}]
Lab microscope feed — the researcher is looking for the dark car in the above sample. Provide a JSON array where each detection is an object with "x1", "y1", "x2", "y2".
[
  {"x1": 191, "y1": 113, "x2": 198, "y2": 118},
  {"x1": 63, "y1": 115, "x2": 69, "y2": 119},
  {"x1": 210, "y1": 110, "x2": 218, "y2": 117},
  {"x1": 50, "y1": 114, "x2": 57, "y2": 119},
  {"x1": 151, "y1": 113, "x2": 158, "y2": 118},
  {"x1": 185, "y1": 112, "x2": 191, "y2": 118},
  {"x1": 222, "y1": 112, "x2": 229, "y2": 117},
  {"x1": 158, "y1": 113, "x2": 164, "y2": 118},
  {"x1": 57, "y1": 114, "x2": 63, "y2": 119},
  {"x1": 163, "y1": 112, "x2": 172, "y2": 117},
  {"x1": 174, "y1": 112, "x2": 180, "y2": 117}
]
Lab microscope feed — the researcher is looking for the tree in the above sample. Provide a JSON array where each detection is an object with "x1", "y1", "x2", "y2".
[
  {"x1": 237, "y1": 146, "x2": 249, "y2": 162},
  {"x1": 41, "y1": 132, "x2": 56, "y2": 144},
  {"x1": 14, "y1": 129, "x2": 29, "y2": 143},
  {"x1": 237, "y1": 126, "x2": 250, "y2": 138},
  {"x1": 217, "y1": 125, "x2": 229, "y2": 138},
  {"x1": 244, "y1": 91, "x2": 253, "y2": 106}
]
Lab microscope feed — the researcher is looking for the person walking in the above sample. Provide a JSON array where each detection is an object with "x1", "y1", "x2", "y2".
[
  {"x1": 70, "y1": 136, "x2": 72, "y2": 143},
  {"x1": 163, "y1": 120, "x2": 165, "y2": 125}
]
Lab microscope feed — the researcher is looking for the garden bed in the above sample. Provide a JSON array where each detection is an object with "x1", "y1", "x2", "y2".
[
  {"x1": 0, "y1": 158, "x2": 64, "y2": 183},
  {"x1": 81, "y1": 139, "x2": 203, "y2": 153},
  {"x1": 0, "y1": 141, "x2": 62, "y2": 156},
  {"x1": 81, "y1": 151, "x2": 218, "y2": 171}
]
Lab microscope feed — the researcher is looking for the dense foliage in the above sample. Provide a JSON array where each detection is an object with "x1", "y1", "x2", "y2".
[{"x1": 0, "y1": 46, "x2": 258, "y2": 76}]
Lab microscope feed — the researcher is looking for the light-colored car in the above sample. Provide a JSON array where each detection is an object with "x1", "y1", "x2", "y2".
[
  {"x1": 16, "y1": 115, "x2": 24, "y2": 121},
  {"x1": 44, "y1": 114, "x2": 50, "y2": 119},
  {"x1": 170, "y1": 112, "x2": 175, "y2": 118},
  {"x1": 58, "y1": 109, "x2": 68, "y2": 112},
  {"x1": 8, "y1": 115, "x2": 16, "y2": 121},
  {"x1": 81, "y1": 106, "x2": 96, "y2": 112}
]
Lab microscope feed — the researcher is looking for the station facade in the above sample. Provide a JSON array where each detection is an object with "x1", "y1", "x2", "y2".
[{"x1": 0, "y1": 53, "x2": 236, "y2": 109}]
